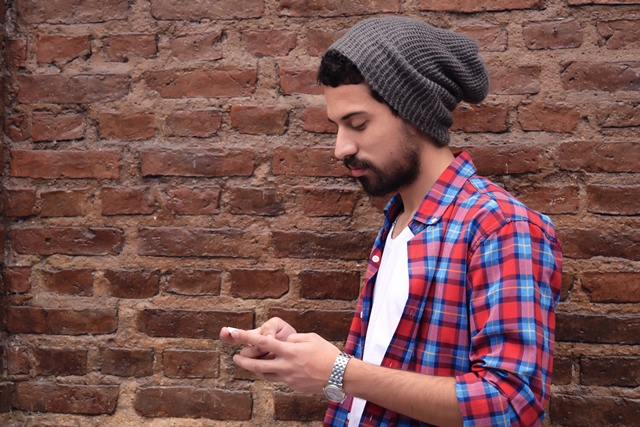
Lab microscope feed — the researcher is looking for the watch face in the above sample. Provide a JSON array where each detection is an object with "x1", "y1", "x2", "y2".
[{"x1": 324, "y1": 384, "x2": 346, "y2": 403}]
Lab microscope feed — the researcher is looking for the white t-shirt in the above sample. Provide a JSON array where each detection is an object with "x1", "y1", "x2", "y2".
[{"x1": 348, "y1": 223, "x2": 413, "y2": 426}]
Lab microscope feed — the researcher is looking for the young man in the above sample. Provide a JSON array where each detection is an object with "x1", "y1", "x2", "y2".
[{"x1": 221, "y1": 16, "x2": 562, "y2": 427}]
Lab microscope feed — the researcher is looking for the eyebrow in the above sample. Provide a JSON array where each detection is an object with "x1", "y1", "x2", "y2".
[{"x1": 327, "y1": 111, "x2": 366, "y2": 125}]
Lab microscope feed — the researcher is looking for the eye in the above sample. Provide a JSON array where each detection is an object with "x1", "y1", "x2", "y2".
[{"x1": 351, "y1": 121, "x2": 366, "y2": 130}]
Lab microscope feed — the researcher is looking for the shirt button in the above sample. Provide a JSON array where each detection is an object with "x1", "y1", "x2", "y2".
[{"x1": 372, "y1": 255, "x2": 380, "y2": 263}]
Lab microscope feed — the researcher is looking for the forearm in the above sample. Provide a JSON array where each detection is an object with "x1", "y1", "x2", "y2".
[{"x1": 343, "y1": 357, "x2": 463, "y2": 427}]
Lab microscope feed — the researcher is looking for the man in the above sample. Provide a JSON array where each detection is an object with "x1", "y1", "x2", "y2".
[{"x1": 221, "y1": 16, "x2": 562, "y2": 427}]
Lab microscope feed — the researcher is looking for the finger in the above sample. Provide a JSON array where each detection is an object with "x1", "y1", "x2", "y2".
[
  {"x1": 220, "y1": 326, "x2": 243, "y2": 343},
  {"x1": 238, "y1": 345, "x2": 273, "y2": 359},
  {"x1": 233, "y1": 353, "x2": 281, "y2": 377},
  {"x1": 233, "y1": 329, "x2": 285, "y2": 355}
]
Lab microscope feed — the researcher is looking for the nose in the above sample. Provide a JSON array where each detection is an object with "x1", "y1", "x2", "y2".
[{"x1": 333, "y1": 127, "x2": 357, "y2": 161}]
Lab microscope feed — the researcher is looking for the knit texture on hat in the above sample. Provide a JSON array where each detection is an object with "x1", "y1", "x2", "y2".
[{"x1": 328, "y1": 16, "x2": 490, "y2": 146}]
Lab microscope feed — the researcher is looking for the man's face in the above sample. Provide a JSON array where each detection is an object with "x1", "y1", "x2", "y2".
[{"x1": 324, "y1": 83, "x2": 421, "y2": 197}]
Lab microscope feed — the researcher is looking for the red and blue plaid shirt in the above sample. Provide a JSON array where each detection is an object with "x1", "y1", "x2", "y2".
[{"x1": 324, "y1": 151, "x2": 562, "y2": 427}]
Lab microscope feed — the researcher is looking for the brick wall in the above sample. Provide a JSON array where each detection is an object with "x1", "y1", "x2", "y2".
[{"x1": 1, "y1": 0, "x2": 640, "y2": 426}]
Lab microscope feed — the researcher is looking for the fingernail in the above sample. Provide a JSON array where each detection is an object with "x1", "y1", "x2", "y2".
[{"x1": 227, "y1": 327, "x2": 237, "y2": 333}]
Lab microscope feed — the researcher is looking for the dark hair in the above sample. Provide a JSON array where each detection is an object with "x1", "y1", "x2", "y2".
[{"x1": 317, "y1": 50, "x2": 398, "y2": 116}]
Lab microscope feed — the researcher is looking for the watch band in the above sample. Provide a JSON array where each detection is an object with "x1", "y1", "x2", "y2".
[{"x1": 323, "y1": 352, "x2": 353, "y2": 402}]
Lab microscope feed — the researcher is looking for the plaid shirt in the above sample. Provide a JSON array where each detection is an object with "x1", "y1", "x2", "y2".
[{"x1": 324, "y1": 151, "x2": 562, "y2": 427}]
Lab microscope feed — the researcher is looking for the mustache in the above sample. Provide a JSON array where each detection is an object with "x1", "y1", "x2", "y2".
[{"x1": 343, "y1": 155, "x2": 374, "y2": 170}]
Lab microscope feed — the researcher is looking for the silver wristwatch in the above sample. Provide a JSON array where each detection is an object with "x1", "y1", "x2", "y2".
[{"x1": 323, "y1": 352, "x2": 353, "y2": 403}]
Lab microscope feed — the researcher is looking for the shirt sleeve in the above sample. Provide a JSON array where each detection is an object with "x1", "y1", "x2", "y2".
[{"x1": 455, "y1": 218, "x2": 562, "y2": 427}]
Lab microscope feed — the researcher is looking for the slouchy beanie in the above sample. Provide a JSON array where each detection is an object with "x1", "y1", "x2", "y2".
[{"x1": 328, "y1": 16, "x2": 490, "y2": 146}]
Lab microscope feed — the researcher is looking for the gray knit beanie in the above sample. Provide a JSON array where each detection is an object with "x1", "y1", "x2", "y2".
[{"x1": 328, "y1": 16, "x2": 490, "y2": 146}]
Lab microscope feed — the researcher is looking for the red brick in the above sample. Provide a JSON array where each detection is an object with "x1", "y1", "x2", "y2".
[
  {"x1": 98, "y1": 112, "x2": 154, "y2": 140},
  {"x1": 455, "y1": 25, "x2": 508, "y2": 52},
  {"x1": 14, "y1": 382, "x2": 118, "y2": 415},
  {"x1": 103, "y1": 269, "x2": 160, "y2": 299},
  {"x1": 141, "y1": 149, "x2": 254, "y2": 177},
  {"x1": 34, "y1": 347, "x2": 87, "y2": 376},
  {"x1": 488, "y1": 64, "x2": 541, "y2": 95},
  {"x1": 150, "y1": 0, "x2": 264, "y2": 19},
  {"x1": 164, "y1": 185, "x2": 220, "y2": 215},
  {"x1": 169, "y1": 32, "x2": 222, "y2": 61},
  {"x1": 18, "y1": 0, "x2": 129, "y2": 24},
  {"x1": 569, "y1": 0, "x2": 640, "y2": 4},
  {"x1": 307, "y1": 29, "x2": 347, "y2": 56},
  {"x1": 0, "y1": 383, "x2": 14, "y2": 412},
  {"x1": 274, "y1": 392, "x2": 327, "y2": 421},
  {"x1": 145, "y1": 69, "x2": 257, "y2": 98},
  {"x1": 580, "y1": 357, "x2": 640, "y2": 386},
  {"x1": 517, "y1": 101, "x2": 580, "y2": 132},
  {"x1": 419, "y1": 0, "x2": 542, "y2": 12},
  {"x1": 559, "y1": 228, "x2": 640, "y2": 260},
  {"x1": 273, "y1": 146, "x2": 346, "y2": 177},
  {"x1": 451, "y1": 103, "x2": 508, "y2": 133},
  {"x1": 303, "y1": 187, "x2": 356, "y2": 217},
  {"x1": 228, "y1": 187, "x2": 285, "y2": 216},
  {"x1": 163, "y1": 349, "x2": 219, "y2": 378},
  {"x1": 137, "y1": 309, "x2": 253, "y2": 339},
  {"x1": 556, "y1": 312, "x2": 640, "y2": 344},
  {"x1": 596, "y1": 101, "x2": 640, "y2": 128},
  {"x1": 7, "y1": 306, "x2": 117, "y2": 335},
  {"x1": 135, "y1": 386, "x2": 252, "y2": 420},
  {"x1": 102, "y1": 34, "x2": 157, "y2": 62},
  {"x1": 513, "y1": 184, "x2": 579, "y2": 214},
  {"x1": 18, "y1": 74, "x2": 130, "y2": 104},
  {"x1": 279, "y1": 68, "x2": 322, "y2": 95},
  {"x1": 165, "y1": 268, "x2": 222, "y2": 296},
  {"x1": 463, "y1": 145, "x2": 541, "y2": 175},
  {"x1": 41, "y1": 269, "x2": 93, "y2": 296},
  {"x1": 523, "y1": 19, "x2": 582, "y2": 50},
  {"x1": 561, "y1": 61, "x2": 640, "y2": 92},
  {"x1": 279, "y1": 0, "x2": 400, "y2": 16},
  {"x1": 165, "y1": 109, "x2": 222, "y2": 137},
  {"x1": 581, "y1": 272, "x2": 640, "y2": 303},
  {"x1": 558, "y1": 141, "x2": 640, "y2": 172},
  {"x1": 12, "y1": 227, "x2": 124, "y2": 256},
  {"x1": 272, "y1": 230, "x2": 375, "y2": 260},
  {"x1": 7, "y1": 38, "x2": 27, "y2": 68},
  {"x1": 301, "y1": 106, "x2": 337, "y2": 133},
  {"x1": 10, "y1": 150, "x2": 119, "y2": 179},
  {"x1": 587, "y1": 184, "x2": 640, "y2": 215},
  {"x1": 269, "y1": 308, "x2": 352, "y2": 341},
  {"x1": 550, "y1": 395, "x2": 640, "y2": 427},
  {"x1": 32, "y1": 111, "x2": 85, "y2": 142},
  {"x1": 299, "y1": 270, "x2": 361, "y2": 300},
  {"x1": 37, "y1": 34, "x2": 90, "y2": 64},
  {"x1": 243, "y1": 30, "x2": 296, "y2": 57},
  {"x1": 4, "y1": 114, "x2": 29, "y2": 142},
  {"x1": 41, "y1": 189, "x2": 92, "y2": 217},
  {"x1": 3, "y1": 188, "x2": 37, "y2": 217},
  {"x1": 6, "y1": 346, "x2": 29, "y2": 375},
  {"x1": 3, "y1": 266, "x2": 31, "y2": 293},
  {"x1": 552, "y1": 357, "x2": 573, "y2": 385},
  {"x1": 560, "y1": 268, "x2": 576, "y2": 301},
  {"x1": 230, "y1": 268, "x2": 289, "y2": 299},
  {"x1": 231, "y1": 106, "x2": 288, "y2": 135},
  {"x1": 137, "y1": 227, "x2": 259, "y2": 258},
  {"x1": 597, "y1": 19, "x2": 640, "y2": 49},
  {"x1": 101, "y1": 348, "x2": 154, "y2": 377},
  {"x1": 101, "y1": 186, "x2": 156, "y2": 215}
]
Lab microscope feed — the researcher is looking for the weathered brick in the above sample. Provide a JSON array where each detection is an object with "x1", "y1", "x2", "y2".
[
  {"x1": 581, "y1": 272, "x2": 640, "y2": 303},
  {"x1": 552, "y1": 357, "x2": 573, "y2": 385},
  {"x1": 165, "y1": 109, "x2": 222, "y2": 137},
  {"x1": 7, "y1": 38, "x2": 27, "y2": 69},
  {"x1": 463, "y1": 145, "x2": 541, "y2": 175},
  {"x1": 455, "y1": 25, "x2": 507, "y2": 51},
  {"x1": 141, "y1": 149, "x2": 254, "y2": 177},
  {"x1": 274, "y1": 392, "x2": 327, "y2": 421},
  {"x1": 3, "y1": 266, "x2": 31, "y2": 294},
  {"x1": 451, "y1": 103, "x2": 508, "y2": 133},
  {"x1": 273, "y1": 230, "x2": 374, "y2": 260},
  {"x1": 37, "y1": 34, "x2": 90, "y2": 64},
  {"x1": 18, "y1": 0, "x2": 129, "y2": 24},
  {"x1": 3, "y1": 188, "x2": 37, "y2": 217},
  {"x1": 488, "y1": 64, "x2": 541, "y2": 95},
  {"x1": 6, "y1": 346, "x2": 29, "y2": 375},
  {"x1": 137, "y1": 309, "x2": 253, "y2": 339},
  {"x1": 580, "y1": 357, "x2": 640, "y2": 386},
  {"x1": 229, "y1": 268, "x2": 289, "y2": 299},
  {"x1": 269, "y1": 308, "x2": 352, "y2": 341},
  {"x1": 517, "y1": 101, "x2": 580, "y2": 132},
  {"x1": 231, "y1": 106, "x2": 288, "y2": 135},
  {"x1": 0, "y1": 383, "x2": 14, "y2": 413},
  {"x1": 32, "y1": 111, "x2": 85, "y2": 142},
  {"x1": 102, "y1": 34, "x2": 157, "y2": 62},
  {"x1": 569, "y1": 0, "x2": 640, "y2": 4},
  {"x1": 10, "y1": 150, "x2": 119, "y2": 179},
  {"x1": 165, "y1": 269, "x2": 221, "y2": 296},
  {"x1": 303, "y1": 187, "x2": 357, "y2": 217},
  {"x1": 523, "y1": 19, "x2": 582, "y2": 50},
  {"x1": 513, "y1": 184, "x2": 579, "y2": 214},
  {"x1": 145, "y1": 69, "x2": 257, "y2": 98},
  {"x1": 33, "y1": 347, "x2": 87, "y2": 376},
  {"x1": 103, "y1": 269, "x2": 160, "y2": 299},
  {"x1": 18, "y1": 74, "x2": 130, "y2": 104},
  {"x1": 308, "y1": 29, "x2": 347, "y2": 56},
  {"x1": 561, "y1": 268, "x2": 575, "y2": 301},
  {"x1": 559, "y1": 228, "x2": 640, "y2": 260},
  {"x1": 558, "y1": 141, "x2": 640, "y2": 172},
  {"x1": 229, "y1": 187, "x2": 285, "y2": 216},
  {"x1": 597, "y1": 101, "x2": 640, "y2": 128},
  {"x1": 550, "y1": 395, "x2": 640, "y2": 427},
  {"x1": 587, "y1": 184, "x2": 640, "y2": 215},
  {"x1": 243, "y1": 30, "x2": 296, "y2": 57},
  {"x1": 164, "y1": 186, "x2": 220, "y2": 215},
  {"x1": 556, "y1": 312, "x2": 640, "y2": 344},
  {"x1": 419, "y1": 0, "x2": 543, "y2": 12},
  {"x1": 135, "y1": 386, "x2": 252, "y2": 419},
  {"x1": 41, "y1": 189, "x2": 92, "y2": 217},
  {"x1": 7, "y1": 306, "x2": 117, "y2": 335},
  {"x1": 14, "y1": 382, "x2": 118, "y2": 415},
  {"x1": 561, "y1": 61, "x2": 640, "y2": 92},
  {"x1": 98, "y1": 112, "x2": 154, "y2": 140},
  {"x1": 101, "y1": 348, "x2": 154, "y2": 377},
  {"x1": 278, "y1": 0, "x2": 400, "y2": 16},
  {"x1": 163, "y1": 349, "x2": 219, "y2": 378},
  {"x1": 12, "y1": 227, "x2": 124, "y2": 256},
  {"x1": 101, "y1": 186, "x2": 156, "y2": 215},
  {"x1": 150, "y1": 0, "x2": 264, "y2": 20},
  {"x1": 279, "y1": 68, "x2": 322, "y2": 95},
  {"x1": 301, "y1": 106, "x2": 337, "y2": 134},
  {"x1": 273, "y1": 147, "x2": 346, "y2": 177},
  {"x1": 597, "y1": 19, "x2": 640, "y2": 49},
  {"x1": 41, "y1": 269, "x2": 93, "y2": 296},
  {"x1": 169, "y1": 32, "x2": 222, "y2": 61},
  {"x1": 4, "y1": 114, "x2": 29, "y2": 142},
  {"x1": 299, "y1": 270, "x2": 360, "y2": 300}
]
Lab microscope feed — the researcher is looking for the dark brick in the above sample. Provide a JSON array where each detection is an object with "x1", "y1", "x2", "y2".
[
  {"x1": 269, "y1": 308, "x2": 352, "y2": 341},
  {"x1": 229, "y1": 187, "x2": 285, "y2": 216},
  {"x1": 164, "y1": 186, "x2": 221, "y2": 215},
  {"x1": 12, "y1": 227, "x2": 124, "y2": 256},
  {"x1": 163, "y1": 349, "x2": 219, "y2": 378},
  {"x1": 299, "y1": 270, "x2": 361, "y2": 301},
  {"x1": 34, "y1": 347, "x2": 87, "y2": 376},
  {"x1": 7, "y1": 307, "x2": 117, "y2": 335},
  {"x1": 145, "y1": 69, "x2": 257, "y2": 98},
  {"x1": 303, "y1": 187, "x2": 357, "y2": 217},
  {"x1": 273, "y1": 147, "x2": 347, "y2": 177},
  {"x1": 272, "y1": 231, "x2": 375, "y2": 260},
  {"x1": 278, "y1": 0, "x2": 400, "y2": 17},
  {"x1": 18, "y1": 74, "x2": 130, "y2": 104},
  {"x1": 587, "y1": 185, "x2": 640, "y2": 215},
  {"x1": 138, "y1": 309, "x2": 253, "y2": 339},
  {"x1": 165, "y1": 269, "x2": 221, "y2": 296},
  {"x1": 7, "y1": 346, "x2": 29, "y2": 375},
  {"x1": 101, "y1": 348, "x2": 154, "y2": 377},
  {"x1": 18, "y1": 0, "x2": 129, "y2": 24},
  {"x1": 10, "y1": 150, "x2": 120, "y2": 179},
  {"x1": 556, "y1": 312, "x2": 640, "y2": 344},
  {"x1": 141, "y1": 149, "x2": 254, "y2": 177},
  {"x1": 552, "y1": 357, "x2": 573, "y2": 385},
  {"x1": 41, "y1": 269, "x2": 93, "y2": 296},
  {"x1": 558, "y1": 141, "x2": 640, "y2": 172},
  {"x1": 229, "y1": 268, "x2": 289, "y2": 299},
  {"x1": 559, "y1": 228, "x2": 640, "y2": 260},
  {"x1": 581, "y1": 272, "x2": 640, "y2": 303},
  {"x1": 3, "y1": 188, "x2": 37, "y2": 217},
  {"x1": 550, "y1": 395, "x2": 640, "y2": 427},
  {"x1": 151, "y1": 0, "x2": 264, "y2": 20},
  {"x1": 103, "y1": 269, "x2": 160, "y2": 299},
  {"x1": 41, "y1": 189, "x2": 92, "y2": 217},
  {"x1": 523, "y1": 19, "x2": 583, "y2": 50},
  {"x1": 561, "y1": 61, "x2": 640, "y2": 92},
  {"x1": 274, "y1": 392, "x2": 327, "y2": 421},
  {"x1": 3, "y1": 266, "x2": 31, "y2": 293},
  {"x1": 580, "y1": 357, "x2": 640, "y2": 386},
  {"x1": 14, "y1": 383, "x2": 118, "y2": 415},
  {"x1": 488, "y1": 64, "x2": 541, "y2": 95}
]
